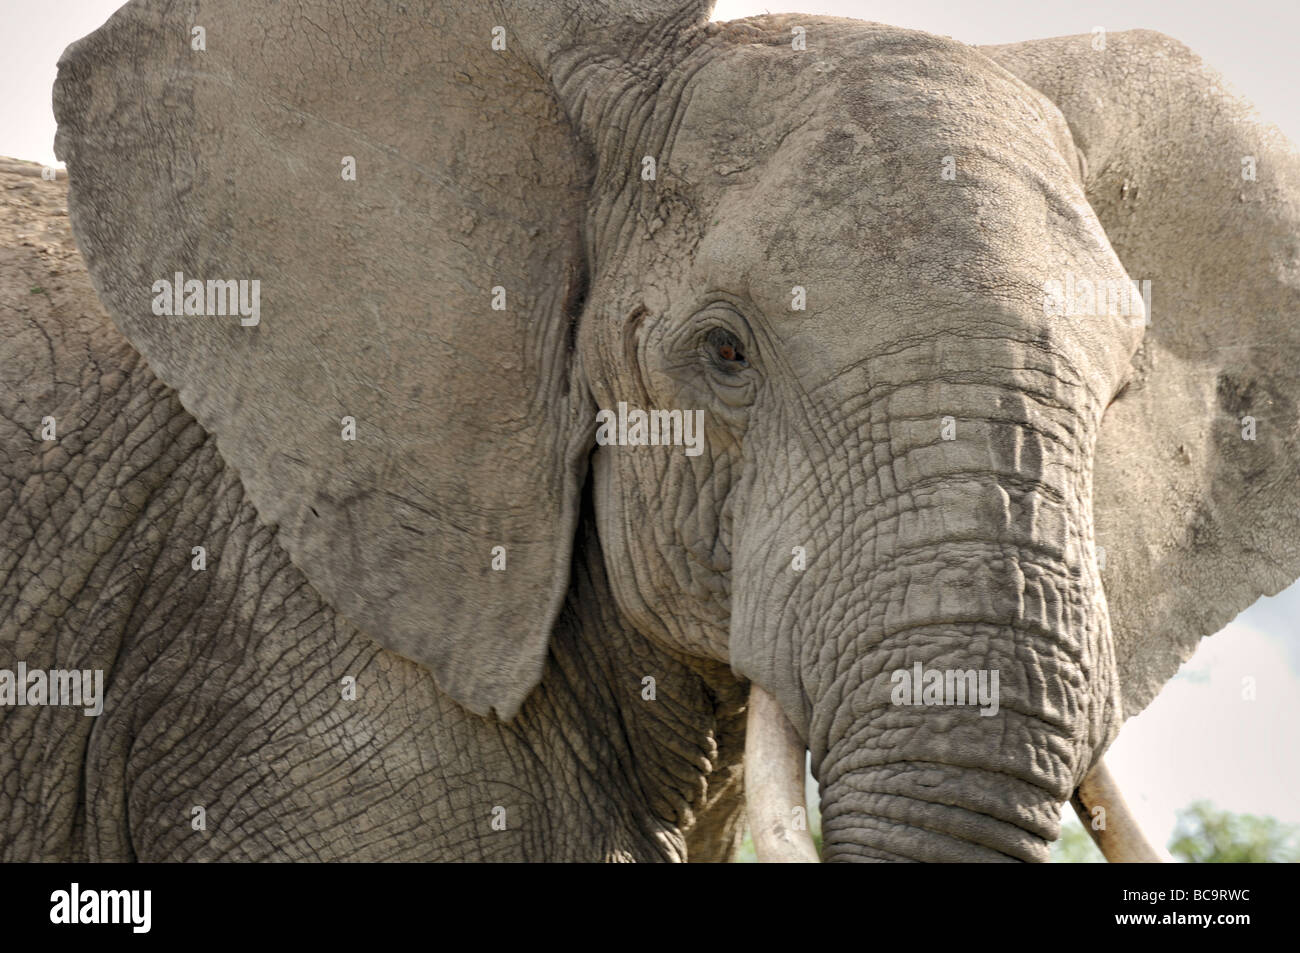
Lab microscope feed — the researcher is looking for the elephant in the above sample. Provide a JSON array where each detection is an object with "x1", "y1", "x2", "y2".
[{"x1": 2, "y1": 0, "x2": 1298, "y2": 863}]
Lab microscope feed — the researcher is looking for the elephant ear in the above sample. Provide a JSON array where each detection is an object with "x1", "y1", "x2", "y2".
[
  {"x1": 986, "y1": 31, "x2": 1300, "y2": 718},
  {"x1": 53, "y1": 0, "x2": 710, "y2": 719}
]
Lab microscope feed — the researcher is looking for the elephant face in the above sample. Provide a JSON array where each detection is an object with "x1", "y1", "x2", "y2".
[
  {"x1": 54, "y1": 1, "x2": 1300, "y2": 862},
  {"x1": 580, "y1": 25, "x2": 1145, "y2": 859}
]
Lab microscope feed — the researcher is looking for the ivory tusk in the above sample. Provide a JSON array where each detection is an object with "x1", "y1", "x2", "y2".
[
  {"x1": 745, "y1": 684, "x2": 820, "y2": 863},
  {"x1": 1071, "y1": 758, "x2": 1167, "y2": 862}
]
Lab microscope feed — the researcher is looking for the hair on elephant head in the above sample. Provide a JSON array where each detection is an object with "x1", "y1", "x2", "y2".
[{"x1": 53, "y1": 0, "x2": 1300, "y2": 861}]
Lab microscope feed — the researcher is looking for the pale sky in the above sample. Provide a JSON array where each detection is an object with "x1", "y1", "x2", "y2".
[{"x1": 3, "y1": 0, "x2": 1298, "y2": 852}]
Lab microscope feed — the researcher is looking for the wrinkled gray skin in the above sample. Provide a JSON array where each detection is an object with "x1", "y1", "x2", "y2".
[{"x1": 3, "y1": 0, "x2": 1299, "y2": 861}]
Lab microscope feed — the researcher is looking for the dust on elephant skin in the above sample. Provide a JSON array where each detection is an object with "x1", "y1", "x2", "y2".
[{"x1": 3, "y1": 0, "x2": 1299, "y2": 862}]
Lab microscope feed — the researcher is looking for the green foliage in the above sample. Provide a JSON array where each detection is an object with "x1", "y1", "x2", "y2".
[
  {"x1": 736, "y1": 833, "x2": 756, "y2": 863},
  {"x1": 1168, "y1": 800, "x2": 1300, "y2": 863}
]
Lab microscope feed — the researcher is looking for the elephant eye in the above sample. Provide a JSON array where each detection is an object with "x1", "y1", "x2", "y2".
[{"x1": 706, "y1": 327, "x2": 748, "y2": 370}]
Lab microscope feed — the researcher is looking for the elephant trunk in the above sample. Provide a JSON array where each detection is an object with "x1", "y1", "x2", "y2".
[
  {"x1": 744, "y1": 690, "x2": 1161, "y2": 862},
  {"x1": 819, "y1": 753, "x2": 1063, "y2": 862},
  {"x1": 822, "y1": 444, "x2": 1109, "y2": 858},
  {"x1": 812, "y1": 465, "x2": 1111, "y2": 861},
  {"x1": 736, "y1": 366, "x2": 1127, "y2": 861}
]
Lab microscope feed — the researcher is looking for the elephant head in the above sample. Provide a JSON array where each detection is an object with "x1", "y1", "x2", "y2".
[{"x1": 54, "y1": 0, "x2": 1300, "y2": 861}]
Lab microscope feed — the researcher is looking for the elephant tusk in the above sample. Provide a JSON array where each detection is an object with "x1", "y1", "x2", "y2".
[
  {"x1": 745, "y1": 684, "x2": 820, "y2": 863},
  {"x1": 1071, "y1": 758, "x2": 1168, "y2": 862}
]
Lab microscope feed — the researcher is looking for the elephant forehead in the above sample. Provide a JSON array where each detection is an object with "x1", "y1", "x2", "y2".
[
  {"x1": 674, "y1": 23, "x2": 1103, "y2": 314},
  {"x1": 675, "y1": 20, "x2": 1064, "y2": 175}
]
